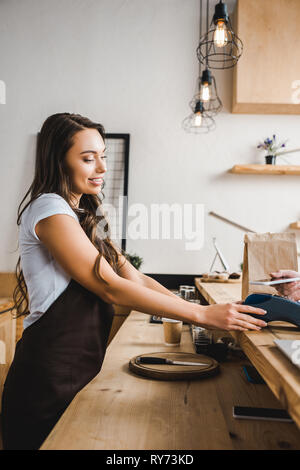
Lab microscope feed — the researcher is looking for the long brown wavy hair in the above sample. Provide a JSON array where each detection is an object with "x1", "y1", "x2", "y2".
[{"x1": 13, "y1": 112, "x2": 126, "y2": 318}]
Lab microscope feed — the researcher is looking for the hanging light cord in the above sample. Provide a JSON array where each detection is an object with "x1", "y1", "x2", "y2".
[
  {"x1": 206, "y1": 0, "x2": 209, "y2": 69},
  {"x1": 198, "y1": 0, "x2": 202, "y2": 91}
]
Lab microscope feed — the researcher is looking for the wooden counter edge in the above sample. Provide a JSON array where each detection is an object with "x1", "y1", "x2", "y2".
[
  {"x1": 231, "y1": 329, "x2": 300, "y2": 429},
  {"x1": 195, "y1": 279, "x2": 300, "y2": 429}
]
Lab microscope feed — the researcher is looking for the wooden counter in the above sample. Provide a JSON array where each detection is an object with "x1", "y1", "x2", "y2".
[
  {"x1": 195, "y1": 278, "x2": 300, "y2": 430},
  {"x1": 41, "y1": 309, "x2": 300, "y2": 450},
  {"x1": 195, "y1": 279, "x2": 242, "y2": 305}
]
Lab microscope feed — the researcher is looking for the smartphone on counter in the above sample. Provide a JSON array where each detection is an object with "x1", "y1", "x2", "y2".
[
  {"x1": 242, "y1": 365, "x2": 265, "y2": 384},
  {"x1": 250, "y1": 277, "x2": 300, "y2": 286},
  {"x1": 233, "y1": 406, "x2": 293, "y2": 422}
]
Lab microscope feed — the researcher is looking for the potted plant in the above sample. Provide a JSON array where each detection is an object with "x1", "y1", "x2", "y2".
[
  {"x1": 124, "y1": 252, "x2": 143, "y2": 271},
  {"x1": 110, "y1": 252, "x2": 144, "y2": 342},
  {"x1": 257, "y1": 135, "x2": 287, "y2": 164}
]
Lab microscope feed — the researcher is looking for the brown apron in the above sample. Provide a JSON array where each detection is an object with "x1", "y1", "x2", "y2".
[{"x1": 1, "y1": 276, "x2": 114, "y2": 450}]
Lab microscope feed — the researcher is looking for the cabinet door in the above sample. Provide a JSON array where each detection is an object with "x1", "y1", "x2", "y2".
[
  {"x1": 0, "y1": 310, "x2": 16, "y2": 413},
  {"x1": 232, "y1": 0, "x2": 300, "y2": 114}
]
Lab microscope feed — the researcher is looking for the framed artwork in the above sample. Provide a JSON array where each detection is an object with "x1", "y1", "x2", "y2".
[{"x1": 102, "y1": 133, "x2": 130, "y2": 252}]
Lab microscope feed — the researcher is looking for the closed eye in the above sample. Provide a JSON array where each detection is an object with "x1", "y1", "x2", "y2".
[{"x1": 84, "y1": 156, "x2": 107, "y2": 162}]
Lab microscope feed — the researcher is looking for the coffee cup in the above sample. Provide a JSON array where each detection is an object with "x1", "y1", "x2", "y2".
[{"x1": 162, "y1": 318, "x2": 183, "y2": 346}]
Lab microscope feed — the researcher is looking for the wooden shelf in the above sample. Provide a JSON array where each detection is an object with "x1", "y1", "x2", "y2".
[
  {"x1": 230, "y1": 165, "x2": 300, "y2": 175},
  {"x1": 290, "y1": 222, "x2": 300, "y2": 230}
]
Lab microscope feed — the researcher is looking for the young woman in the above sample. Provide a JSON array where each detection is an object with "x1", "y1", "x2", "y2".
[{"x1": 1, "y1": 113, "x2": 267, "y2": 450}]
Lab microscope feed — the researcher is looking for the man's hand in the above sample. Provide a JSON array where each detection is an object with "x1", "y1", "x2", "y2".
[{"x1": 270, "y1": 270, "x2": 300, "y2": 301}]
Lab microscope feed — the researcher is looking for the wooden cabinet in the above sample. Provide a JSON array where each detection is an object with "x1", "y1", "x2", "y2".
[
  {"x1": 232, "y1": 0, "x2": 300, "y2": 114},
  {"x1": 0, "y1": 273, "x2": 23, "y2": 344},
  {"x1": 0, "y1": 302, "x2": 16, "y2": 414},
  {"x1": 0, "y1": 274, "x2": 18, "y2": 424}
]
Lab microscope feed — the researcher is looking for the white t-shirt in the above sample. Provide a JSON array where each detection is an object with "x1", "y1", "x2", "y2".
[{"x1": 19, "y1": 193, "x2": 79, "y2": 329}]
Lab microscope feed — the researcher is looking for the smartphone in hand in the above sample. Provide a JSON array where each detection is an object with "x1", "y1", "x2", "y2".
[{"x1": 250, "y1": 277, "x2": 300, "y2": 286}]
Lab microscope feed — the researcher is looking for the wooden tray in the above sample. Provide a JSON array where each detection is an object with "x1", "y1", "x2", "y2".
[
  {"x1": 129, "y1": 351, "x2": 219, "y2": 381},
  {"x1": 201, "y1": 278, "x2": 241, "y2": 284}
]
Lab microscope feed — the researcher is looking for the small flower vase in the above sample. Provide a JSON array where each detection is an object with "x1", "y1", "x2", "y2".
[{"x1": 265, "y1": 155, "x2": 276, "y2": 165}]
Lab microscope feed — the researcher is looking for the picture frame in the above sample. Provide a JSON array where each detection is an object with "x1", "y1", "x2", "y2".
[{"x1": 103, "y1": 133, "x2": 130, "y2": 252}]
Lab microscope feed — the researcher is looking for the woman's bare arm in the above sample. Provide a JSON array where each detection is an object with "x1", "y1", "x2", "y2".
[
  {"x1": 36, "y1": 214, "x2": 267, "y2": 330},
  {"x1": 116, "y1": 253, "x2": 179, "y2": 299},
  {"x1": 35, "y1": 214, "x2": 193, "y2": 319},
  {"x1": 141, "y1": 274, "x2": 180, "y2": 299}
]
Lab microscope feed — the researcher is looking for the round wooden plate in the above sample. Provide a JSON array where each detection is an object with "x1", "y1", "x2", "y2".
[{"x1": 129, "y1": 351, "x2": 219, "y2": 381}]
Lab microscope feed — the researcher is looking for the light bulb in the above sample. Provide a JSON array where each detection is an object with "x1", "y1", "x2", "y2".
[
  {"x1": 193, "y1": 112, "x2": 202, "y2": 127},
  {"x1": 213, "y1": 21, "x2": 228, "y2": 48},
  {"x1": 200, "y1": 83, "x2": 211, "y2": 102}
]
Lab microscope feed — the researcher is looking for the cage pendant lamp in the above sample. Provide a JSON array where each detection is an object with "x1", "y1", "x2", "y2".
[
  {"x1": 197, "y1": 68, "x2": 222, "y2": 115},
  {"x1": 182, "y1": 99, "x2": 216, "y2": 134},
  {"x1": 182, "y1": 0, "x2": 219, "y2": 133},
  {"x1": 197, "y1": 0, "x2": 243, "y2": 70}
]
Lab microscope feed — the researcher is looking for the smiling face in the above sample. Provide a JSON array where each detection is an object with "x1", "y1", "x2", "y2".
[{"x1": 64, "y1": 128, "x2": 107, "y2": 207}]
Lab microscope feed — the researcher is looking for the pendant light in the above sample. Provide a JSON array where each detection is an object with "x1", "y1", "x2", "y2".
[
  {"x1": 213, "y1": 0, "x2": 229, "y2": 48},
  {"x1": 198, "y1": 68, "x2": 222, "y2": 116},
  {"x1": 182, "y1": 99, "x2": 216, "y2": 134},
  {"x1": 200, "y1": 69, "x2": 212, "y2": 102},
  {"x1": 189, "y1": 72, "x2": 222, "y2": 118},
  {"x1": 197, "y1": 0, "x2": 243, "y2": 70},
  {"x1": 182, "y1": 0, "x2": 221, "y2": 133}
]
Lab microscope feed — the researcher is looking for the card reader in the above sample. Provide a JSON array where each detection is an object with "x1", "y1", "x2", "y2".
[{"x1": 243, "y1": 293, "x2": 300, "y2": 328}]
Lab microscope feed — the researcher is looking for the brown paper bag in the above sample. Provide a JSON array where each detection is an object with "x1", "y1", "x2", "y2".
[{"x1": 242, "y1": 232, "x2": 298, "y2": 300}]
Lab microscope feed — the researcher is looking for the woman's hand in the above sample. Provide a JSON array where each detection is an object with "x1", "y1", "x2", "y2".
[
  {"x1": 270, "y1": 270, "x2": 300, "y2": 301},
  {"x1": 197, "y1": 302, "x2": 267, "y2": 331}
]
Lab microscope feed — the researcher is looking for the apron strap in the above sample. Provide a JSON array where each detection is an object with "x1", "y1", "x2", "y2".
[{"x1": 93, "y1": 253, "x2": 109, "y2": 285}]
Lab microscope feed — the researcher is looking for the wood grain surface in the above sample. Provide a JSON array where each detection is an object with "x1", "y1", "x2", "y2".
[
  {"x1": 195, "y1": 279, "x2": 300, "y2": 430},
  {"x1": 232, "y1": 0, "x2": 300, "y2": 114},
  {"x1": 0, "y1": 298, "x2": 14, "y2": 315},
  {"x1": 195, "y1": 278, "x2": 242, "y2": 305},
  {"x1": 41, "y1": 310, "x2": 300, "y2": 450},
  {"x1": 230, "y1": 165, "x2": 300, "y2": 175},
  {"x1": 200, "y1": 278, "x2": 241, "y2": 284}
]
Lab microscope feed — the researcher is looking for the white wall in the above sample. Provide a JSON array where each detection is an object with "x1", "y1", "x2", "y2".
[{"x1": 1, "y1": 0, "x2": 300, "y2": 274}]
